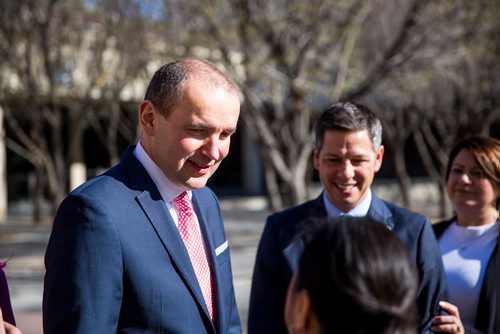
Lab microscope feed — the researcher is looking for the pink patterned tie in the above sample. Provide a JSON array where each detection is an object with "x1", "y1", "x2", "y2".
[{"x1": 174, "y1": 191, "x2": 215, "y2": 320}]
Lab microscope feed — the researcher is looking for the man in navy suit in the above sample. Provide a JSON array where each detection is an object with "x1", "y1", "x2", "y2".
[
  {"x1": 43, "y1": 59, "x2": 242, "y2": 333},
  {"x1": 248, "y1": 102, "x2": 448, "y2": 334}
]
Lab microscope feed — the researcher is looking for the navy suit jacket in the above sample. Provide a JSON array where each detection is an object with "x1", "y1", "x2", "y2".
[
  {"x1": 43, "y1": 147, "x2": 241, "y2": 334},
  {"x1": 248, "y1": 193, "x2": 448, "y2": 334}
]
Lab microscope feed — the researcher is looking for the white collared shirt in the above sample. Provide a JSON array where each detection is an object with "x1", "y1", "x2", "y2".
[
  {"x1": 133, "y1": 142, "x2": 199, "y2": 229},
  {"x1": 322, "y1": 188, "x2": 372, "y2": 218}
]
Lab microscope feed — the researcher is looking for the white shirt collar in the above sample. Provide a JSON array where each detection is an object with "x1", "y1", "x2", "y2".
[
  {"x1": 133, "y1": 141, "x2": 187, "y2": 204},
  {"x1": 323, "y1": 188, "x2": 372, "y2": 218}
]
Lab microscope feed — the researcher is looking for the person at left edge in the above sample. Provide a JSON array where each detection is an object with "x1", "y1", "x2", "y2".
[
  {"x1": 1, "y1": 260, "x2": 22, "y2": 334},
  {"x1": 43, "y1": 58, "x2": 242, "y2": 334}
]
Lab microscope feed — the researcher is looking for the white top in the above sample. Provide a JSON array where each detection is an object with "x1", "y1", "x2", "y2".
[
  {"x1": 133, "y1": 142, "x2": 199, "y2": 229},
  {"x1": 438, "y1": 220, "x2": 499, "y2": 327}
]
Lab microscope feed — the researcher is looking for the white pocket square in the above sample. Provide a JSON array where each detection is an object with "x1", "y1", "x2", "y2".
[{"x1": 215, "y1": 240, "x2": 229, "y2": 256}]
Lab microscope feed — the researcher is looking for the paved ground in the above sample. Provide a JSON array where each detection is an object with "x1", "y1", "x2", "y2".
[{"x1": 0, "y1": 198, "x2": 269, "y2": 334}]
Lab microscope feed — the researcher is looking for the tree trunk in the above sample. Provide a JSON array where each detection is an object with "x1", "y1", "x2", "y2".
[
  {"x1": 107, "y1": 102, "x2": 120, "y2": 166},
  {"x1": 263, "y1": 162, "x2": 282, "y2": 211},
  {"x1": 0, "y1": 106, "x2": 7, "y2": 223},
  {"x1": 68, "y1": 112, "x2": 87, "y2": 191},
  {"x1": 393, "y1": 144, "x2": 412, "y2": 209},
  {"x1": 438, "y1": 184, "x2": 450, "y2": 219},
  {"x1": 45, "y1": 159, "x2": 66, "y2": 215},
  {"x1": 32, "y1": 167, "x2": 45, "y2": 224},
  {"x1": 289, "y1": 176, "x2": 308, "y2": 208}
]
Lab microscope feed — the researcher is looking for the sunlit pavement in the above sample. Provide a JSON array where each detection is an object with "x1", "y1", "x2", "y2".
[{"x1": 1, "y1": 198, "x2": 269, "y2": 334}]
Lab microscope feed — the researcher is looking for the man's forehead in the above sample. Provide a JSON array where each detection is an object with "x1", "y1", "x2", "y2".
[{"x1": 323, "y1": 129, "x2": 372, "y2": 142}]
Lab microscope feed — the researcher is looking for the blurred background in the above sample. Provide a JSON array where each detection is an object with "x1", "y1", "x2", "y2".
[{"x1": 1, "y1": 0, "x2": 499, "y2": 332}]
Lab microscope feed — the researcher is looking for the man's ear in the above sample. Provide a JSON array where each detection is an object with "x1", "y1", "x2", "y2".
[
  {"x1": 313, "y1": 145, "x2": 320, "y2": 170},
  {"x1": 139, "y1": 100, "x2": 156, "y2": 137},
  {"x1": 374, "y1": 145, "x2": 384, "y2": 172}
]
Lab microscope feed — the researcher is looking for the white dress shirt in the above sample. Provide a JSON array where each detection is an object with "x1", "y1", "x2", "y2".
[
  {"x1": 323, "y1": 188, "x2": 372, "y2": 218},
  {"x1": 133, "y1": 142, "x2": 200, "y2": 230}
]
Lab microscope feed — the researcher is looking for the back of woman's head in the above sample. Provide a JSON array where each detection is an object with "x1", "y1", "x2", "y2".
[{"x1": 297, "y1": 217, "x2": 418, "y2": 334}]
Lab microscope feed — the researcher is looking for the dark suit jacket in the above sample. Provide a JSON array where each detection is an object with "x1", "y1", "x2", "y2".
[
  {"x1": 248, "y1": 193, "x2": 448, "y2": 334},
  {"x1": 43, "y1": 147, "x2": 241, "y2": 334},
  {"x1": 433, "y1": 218, "x2": 500, "y2": 334}
]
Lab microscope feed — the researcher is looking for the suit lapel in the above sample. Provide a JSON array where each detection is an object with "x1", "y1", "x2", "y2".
[
  {"x1": 192, "y1": 192, "x2": 223, "y2": 332},
  {"x1": 367, "y1": 193, "x2": 395, "y2": 230},
  {"x1": 136, "y1": 191, "x2": 213, "y2": 318},
  {"x1": 121, "y1": 148, "x2": 213, "y2": 327}
]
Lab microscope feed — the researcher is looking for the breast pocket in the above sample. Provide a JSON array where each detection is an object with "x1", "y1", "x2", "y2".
[{"x1": 215, "y1": 239, "x2": 230, "y2": 267}]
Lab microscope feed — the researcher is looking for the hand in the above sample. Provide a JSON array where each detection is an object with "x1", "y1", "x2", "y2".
[
  {"x1": 0, "y1": 308, "x2": 22, "y2": 334},
  {"x1": 1, "y1": 322, "x2": 21, "y2": 334},
  {"x1": 431, "y1": 301, "x2": 464, "y2": 334}
]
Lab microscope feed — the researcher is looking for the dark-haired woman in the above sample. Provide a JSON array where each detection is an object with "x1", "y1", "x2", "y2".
[
  {"x1": 285, "y1": 217, "x2": 419, "y2": 334},
  {"x1": 431, "y1": 136, "x2": 500, "y2": 334}
]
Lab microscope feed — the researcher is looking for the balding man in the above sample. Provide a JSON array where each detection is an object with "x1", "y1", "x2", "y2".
[{"x1": 43, "y1": 59, "x2": 242, "y2": 334}]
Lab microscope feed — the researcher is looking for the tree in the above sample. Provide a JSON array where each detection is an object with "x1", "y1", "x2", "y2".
[
  {"x1": 375, "y1": 0, "x2": 500, "y2": 217},
  {"x1": 168, "y1": 0, "x2": 447, "y2": 210},
  {"x1": 2, "y1": 0, "x2": 498, "y2": 219},
  {"x1": 0, "y1": 106, "x2": 7, "y2": 222},
  {"x1": 0, "y1": 0, "x2": 71, "y2": 219},
  {"x1": 0, "y1": 0, "x2": 157, "y2": 220}
]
